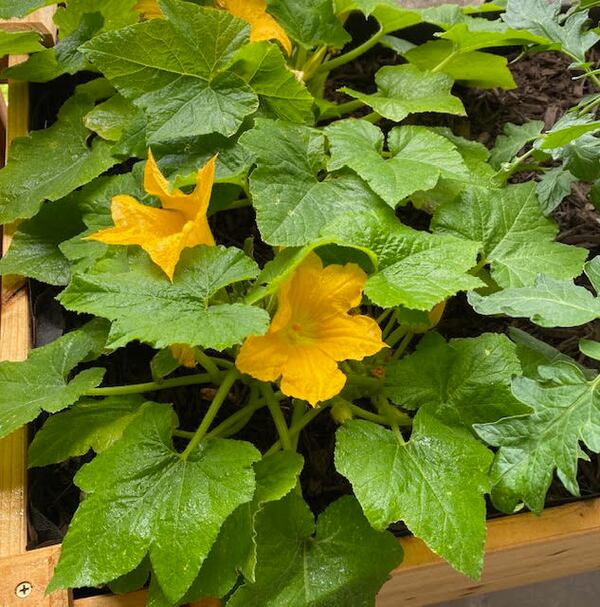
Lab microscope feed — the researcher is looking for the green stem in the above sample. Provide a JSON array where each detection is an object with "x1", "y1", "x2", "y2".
[
  {"x1": 290, "y1": 400, "x2": 306, "y2": 451},
  {"x1": 386, "y1": 324, "x2": 408, "y2": 349},
  {"x1": 173, "y1": 429, "x2": 195, "y2": 439},
  {"x1": 195, "y1": 350, "x2": 221, "y2": 383},
  {"x1": 261, "y1": 383, "x2": 293, "y2": 451},
  {"x1": 376, "y1": 307, "x2": 393, "y2": 325},
  {"x1": 209, "y1": 356, "x2": 234, "y2": 369},
  {"x1": 264, "y1": 404, "x2": 328, "y2": 456},
  {"x1": 580, "y1": 95, "x2": 600, "y2": 116},
  {"x1": 302, "y1": 45, "x2": 328, "y2": 81},
  {"x1": 207, "y1": 386, "x2": 265, "y2": 439},
  {"x1": 493, "y1": 146, "x2": 536, "y2": 184},
  {"x1": 348, "y1": 402, "x2": 389, "y2": 425},
  {"x1": 430, "y1": 49, "x2": 459, "y2": 74},
  {"x1": 362, "y1": 111, "x2": 382, "y2": 124},
  {"x1": 382, "y1": 310, "x2": 398, "y2": 340},
  {"x1": 181, "y1": 369, "x2": 239, "y2": 459},
  {"x1": 318, "y1": 99, "x2": 365, "y2": 121},
  {"x1": 316, "y1": 27, "x2": 385, "y2": 75},
  {"x1": 84, "y1": 372, "x2": 219, "y2": 397},
  {"x1": 217, "y1": 197, "x2": 251, "y2": 213},
  {"x1": 391, "y1": 331, "x2": 414, "y2": 361},
  {"x1": 345, "y1": 373, "x2": 382, "y2": 392}
]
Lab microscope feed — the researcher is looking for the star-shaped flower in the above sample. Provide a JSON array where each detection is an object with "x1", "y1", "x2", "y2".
[
  {"x1": 236, "y1": 254, "x2": 385, "y2": 406},
  {"x1": 87, "y1": 150, "x2": 216, "y2": 280}
]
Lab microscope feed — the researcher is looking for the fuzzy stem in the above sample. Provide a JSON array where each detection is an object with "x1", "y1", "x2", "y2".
[
  {"x1": 264, "y1": 404, "x2": 327, "y2": 456},
  {"x1": 316, "y1": 27, "x2": 385, "y2": 75},
  {"x1": 261, "y1": 383, "x2": 293, "y2": 451},
  {"x1": 84, "y1": 372, "x2": 219, "y2": 397}
]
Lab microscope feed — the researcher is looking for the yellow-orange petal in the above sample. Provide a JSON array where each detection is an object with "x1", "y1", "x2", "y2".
[
  {"x1": 191, "y1": 155, "x2": 217, "y2": 217},
  {"x1": 142, "y1": 231, "x2": 188, "y2": 281},
  {"x1": 236, "y1": 333, "x2": 291, "y2": 382},
  {"x1": 170, "y1": 344, "x2": 197, "y2": 368},
  {"x1": 280, "y1": 346, "x2": 346, "y2": 406},
  {"x1": 135, "y1": 0, "x2": 163, "y2": 19},
  {"x1": 218, "y1": 0, "x2": 292, "y2": 55},
  {"x1": 316, "y1": 315, "x2": 385, "y2": 362}
]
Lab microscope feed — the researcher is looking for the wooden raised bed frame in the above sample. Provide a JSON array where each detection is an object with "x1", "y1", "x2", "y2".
[{"x1": 0, "y1": 7, "x2": 599, "y2": 607}]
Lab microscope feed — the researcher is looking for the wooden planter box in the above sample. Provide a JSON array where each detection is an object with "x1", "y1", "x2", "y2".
[{"x1": 0, "y1": 7, "x2": 599, "y2": 607}]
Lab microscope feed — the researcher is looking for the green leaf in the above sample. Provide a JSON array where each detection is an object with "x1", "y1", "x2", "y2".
[
  {"x1": 267, "y1": 0, "x2": 350, "y2": 49},
  {"x1": 84, "y1": 93, "x2": 142, "y2": 142},
  {"x1": 536, "y1": 167, "x2": 576, "y2": 215},
  {"x1": 384, "y1": 333, "x2": 528, "y2": 428},
  {"x1": 325, "y1": 120, "x2": 468, "y2": 207},
  {"x1": 340, "y1": 64, "x2": 465, "y2": 122},
  {"x1": 49, "y1": 403, "x2": 260, "y2": 602},
  {"x1": 240, "y1": 119, "x2": 388, "y2": 246},
  {"x1": 335, "y1": 414, "x2": 492, "y2": 578},
  {"x1": 555, "y1": 131, "x2": 600, "y2": 181},
  {"x1": 468, "y1": 273, "x2": 600, "y2": 328},
  {"x1": 59, "y1": 246, "x2": 270, "y2": 350},
  {"x1": 405, "y1": 40, "x2": 516, "y2": 89},
  {"x1": 54, "y1": 0, "x2": 138, "y2": 36},
  {"x1": 0, "y1": 30, "x2": 44, "y2": 56},
  {"x1": 228, "y1": 493, "x2": 403, "y2": 606},
  {"x1": 28, "y1": 395, "x2": 146, "y2": 467},
  {"x1": 335, "y1": 1, "x2": 422, "y2": 34},
  {"x1": 0, "y1": 197, "x2": 85, "y2": 286},
  {"x1": 324, "y1": 210, "x2": 483, "y2": 310},
  {"x1": 475, "y1": 363, "x2": 600, "y2": 513},
  {"x1": 0, "y1": 320, "x2": 108, "y2": 440},
  {"x1": 503, "y1": 0, "x2": 599, "y2": 63},
  {"x1": 540, "y1": 117, "x2": 600, "y2": 150},
  {"x1": 0, "y1": 0, "x2": 54, "y2": 18},
  {"x1": 230, "y1": 41, "x2": 314, "y2": 124},
  {"x1": 489, "y1": 120, "x2": 544, "y2": 169},
  {"x1": 3, "y1": 12, "x2": 104, "y2": 82},
  {"x1": 0, "y1": 92, "x2": 118, "y2": 224},
  {"x1": 580, "y1": 339, "x2": 600, "y2": 361},
  {"x1": 433, "y1": 182, "x2": 588, "y2": 288},
  {"x1": 81, "y1": 1, "x2": 258, "y2": 143}
]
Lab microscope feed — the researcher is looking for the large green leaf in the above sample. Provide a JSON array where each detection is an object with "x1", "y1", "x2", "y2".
[
  {"x1": 489, "y1": 120, "x2": 544, "y2": 169},
  {"x1": 28, "y1": 395, "x2": 146, "y2": 467},
  {"x1": 0, "y1": 320, "x2": 108, "y2": 440},
  {"x1": 326, "y1": 120, "x2": 468, "y2": 207},
  {"x1": 49, "y1": 404, "x2": 261, "y2": 603},
  {"x1": 432, "y1": 182, "x2": 588, "y2": 288},
  {"x1": 405, "y1": 40, "x2": 516, "y2": 89},
  {"x1": 54, "y1": 0, "x2": 138, "y2": 36},
  {"x1": 230, "y1": 41, "x2": 314, "y2": 124},
  {"x1": 0, "y1": 0, "x2": 54, "y2": 18},
  {"x1": 335, "y1": 0, "x2": 422, "y2": 34},
  {"x1": 0, "y1": 92, "x2": 117, "y2": 224},
  {"x1": 384, "y1": 333, "x2": 528, "y2": 428},
  {"x1": 475, "y1": 362, "x2": 600, "y2": 513},
  {"x1": 323, "y1": 210, "x2": 483, "y2": 310},
  {"x1": 503, "y1": 0, "x2": 599, "y2": 63},
  {"x1": 0, "y1": 197, "x2": 85, "y2": 285},
  {"x1": 267, "y1": 0, "x2": 350, "y2": 49},
  {"x1": 58, "y1": 246, "x2": 270, "y2": 350},
  {"x1": 335, "y1": 413, "x2": 492, "y2": 578},
  {"x1": 228, "y1": 493, "x2": 403, "y2": 606},
  {"x1": 240, "y1": 119, "x2": 388, "y2": 246},
  {"x1": 468, "y1": 271, "x2": 600, "y2": 328},
  {"x1": 81, "y1": 1, "x2": 258, "y2": 143},
  {"x1": 0, "y1": 30, "x2": 44, "y2": 56},
  {"x1": 340, "y1": 64, "x2": 465, "y2": 122}
]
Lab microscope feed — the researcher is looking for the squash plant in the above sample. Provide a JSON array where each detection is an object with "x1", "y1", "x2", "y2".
[{"x1": 0, "y1": 0, "x2": 599, "y2": 604}]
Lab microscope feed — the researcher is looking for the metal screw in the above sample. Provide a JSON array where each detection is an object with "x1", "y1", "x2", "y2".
[{"x1": 15, "y1": 582, "x2": 33, "y2": 599}]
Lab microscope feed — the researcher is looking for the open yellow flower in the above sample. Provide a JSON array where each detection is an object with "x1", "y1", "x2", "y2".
[
  {"x1": 87, "y1": 150, "x2": 216, "y2": 280},
  {"x1": 236, "y1": 254, "x2": 385, "y2": 406}
]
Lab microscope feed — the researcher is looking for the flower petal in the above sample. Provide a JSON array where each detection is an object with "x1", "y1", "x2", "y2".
[
  {"x1": 316, "y1": 315, "x2": 385, "y2": 362},
  {"x1": 236, "y1": 333, "x2": 291, "y2": 383},
  {"x1": 280, "y1": 346, "x2": 346, "y2": 406}
]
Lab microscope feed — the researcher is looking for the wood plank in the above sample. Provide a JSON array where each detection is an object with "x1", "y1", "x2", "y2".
[
  {"x1": 377, "y1": 498, "x2": 600, "y2": 606},
  {"x1": 74, "y1": 591, "x2": 218, "y2": 607},
  {"x1": 0, "y1": 7, "x2": 57, "y2": 44},
  {"x1": 0, "y1": 544, "x2": 71, "y2": 606},
  {"x1": 0, "y1": 56, "x2": 32, "y2": 560}
]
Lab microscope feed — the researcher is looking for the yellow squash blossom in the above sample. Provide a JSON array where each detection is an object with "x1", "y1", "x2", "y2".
[
  {"x1": 135, "y1": 0, "x2": 292, "y2": 55},
  {"x1": 170, "y1": 344, "x2": 197, "y2": 368},
  {"x1": 87, "y1": 150, "x2": 216, "y2": 280},
  {"x1": 236, "y1": 254, "x2": 385, "y2": 406},
  {"x1": 216, "y1": 0, "x2": 292, "y2": 55}
]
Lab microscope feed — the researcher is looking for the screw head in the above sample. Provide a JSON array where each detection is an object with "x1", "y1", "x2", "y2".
[{"x1": 15, "y1": 581, "x2": 33, "y2": 599}]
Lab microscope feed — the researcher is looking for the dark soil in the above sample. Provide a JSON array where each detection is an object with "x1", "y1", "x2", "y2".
[{"x1": 26, "y1": 38, "x2": 600, "y2": 555}]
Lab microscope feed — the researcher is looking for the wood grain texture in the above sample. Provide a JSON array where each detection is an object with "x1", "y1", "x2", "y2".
[
  {"x1": 74, "y1": 591, "x2": 217, "y2": 607},
  {"x1": 0, "y1": 545, "x2": 71, "y2": 606},
  {"x1": 0, "y1": 55, "x2": 32, "y2": 560},
  {"x1": 0, "y1": 7, "x2": 57, "y2": 44},
  {"x1": 377, "y1": 498, "x2": 600, "y2": 606}
]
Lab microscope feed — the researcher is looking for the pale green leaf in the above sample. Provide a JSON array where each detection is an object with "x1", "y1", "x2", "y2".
[
  {"x1": 536, "y1": 167, "x2": 576, "y2": 215},
  {"x1": 228, "y1": 494, "x2": 403, "y2": 606},
  {"x1": 580, "y1": 339, "x2": 600, "y2": 361},
  {"x1": 0, "y1": 30, "x2": 44, "y2": 56},
  {"x1": 81, "y1": 2, "x2": 258, "y2": 142},
  {"x1": 335, "y1": 413, "x2": 492, "y2": 578},
  {"x1": 326, "y1": 120, "x2": 468, "y2": 207},
  {"x1": 58, "y1": 246, "x2": 270, "y2": 350},
  {"x1": 489, "y1": 120, "x2": 544, "y2": 169},
  {"x1": 475, "y1": 363, "x2": 600, "y2": 513},
  {"x1": 340, "y1": 64, "x2": 465, "y2": 122},
  {"x1": 0, "y1": 0, "x2": 54, "y2": 18},
  {"x1": 49, "y1": 404, "x2": 260, "y2": 602},
  {"x1": 54, "y1": 0, "x2": 138, "y2": 36},
  {"x1": 0, "y1": 320, "x2": 108, "y2": 440},
  {"x1": 335, "y1": 1, "x2": 422, "y2": 34},
  {"x1": 384, "y1": 333, "x2": 528, "y2": 428},
  {"x1": 28, "y1": 395, "x2": 147, "y2": 467},
  {"x1": 0, "y1": 92, "x2": 118, "y2": 224},
  {"x1": 433, "y1": 182, "x2": 588, "y2": 288},
  {"x1": 84, "y1": 93, "x2": 142, "y2": 142}
]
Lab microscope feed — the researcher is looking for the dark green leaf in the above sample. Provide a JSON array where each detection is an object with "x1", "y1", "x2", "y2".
[
  {"x1": 54, "y1": 0, "x2": 138, "y2": 36},
  {"x1": 536, "y1": 167, "x2": 576, "y2": 215},
  {"x1": 489, "y1": 120, "x2": 544, "y2": 169}
]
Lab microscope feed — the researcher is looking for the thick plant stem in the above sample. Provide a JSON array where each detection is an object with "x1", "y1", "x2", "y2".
[
  {"x1": 207, "y1": 386, "x2": 264, "y2": 438},
  {"x1": 316, "y1": 27, "x2": 385, "y2": 75},
  {"x1": 181, "y1": 369, "x2": 239, "y2": 459},
  {"x1": 265, "y1": 404, "x2": 327, "y2": 456},
  {"x1": 391, "y1": 331, "x2": 414, "y2": 361},
  {"x1": 347, "y1": 402, "x2": 389, "y2": 425},
  {"x1": 195, "y1": 350, "x2": 221, "y2": 383},
  {"x1": 261, "y1": 383, "x2": 293, "y2": 451},
  {"x1": 84, "y1": 372, "x2": 218, "y2": 397},
  {"x1": 345, "y1": 373, "x2": 381, "y2": 391},
  {"x1": 290, "y1": 400, "x2": 306, "y2": 450}
]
